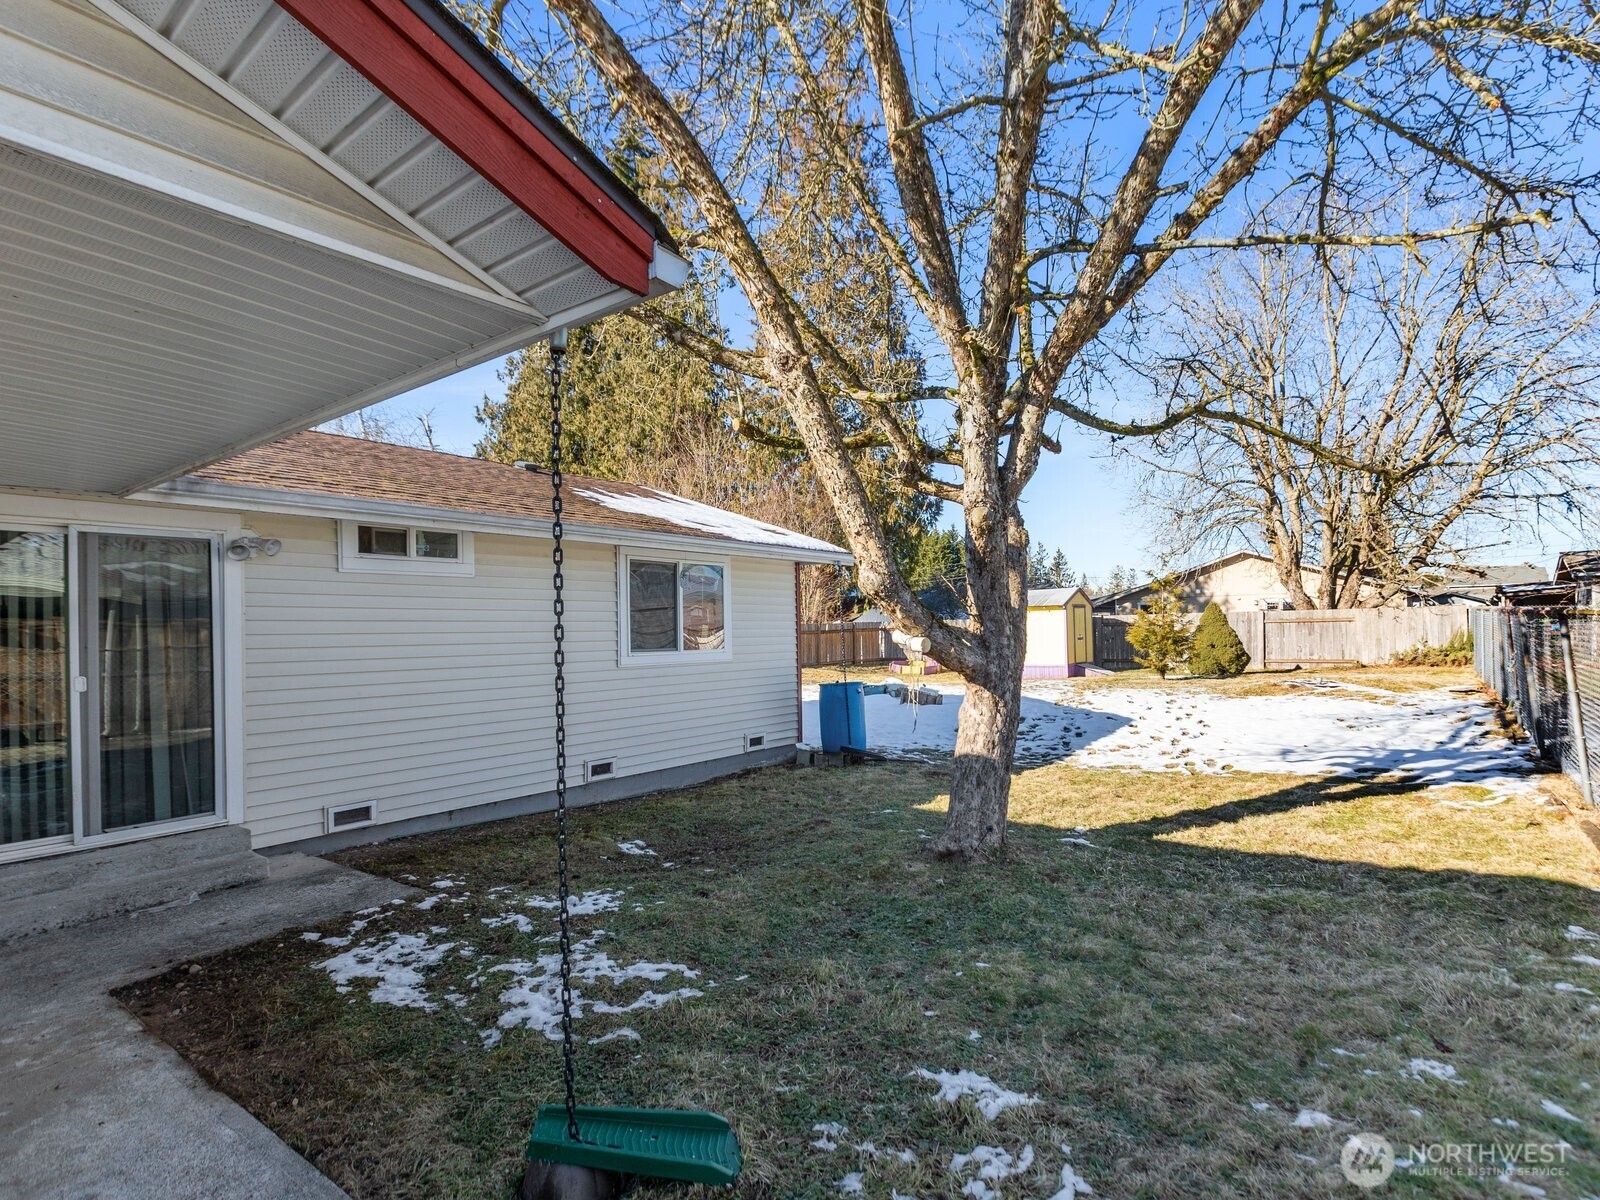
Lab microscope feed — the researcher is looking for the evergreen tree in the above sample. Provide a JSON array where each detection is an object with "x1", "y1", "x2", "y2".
[
  {"x1": 1047, "y1": 550, "x2": 1075, "y2": 589},
  {"x1": 1187, "y1": 602, "x2": 1251, "y2": 677},
  {"x1": 905, "y1": 526, "x2": 964, "y2": 592},
  {"x1": 1027, "y1": 544, "x2": 1051, "y2": 588},
  {"x1": 1101, "y1": 566, "x2": 1140, "y2": 594},
  {"x1": 476, "y1": 284, "x2": 723, "y2": 477},
  {"x1": 1126, "y1": 577, "x2": 1193, "y2": 679}
]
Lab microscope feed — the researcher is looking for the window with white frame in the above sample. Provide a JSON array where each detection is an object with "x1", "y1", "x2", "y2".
[
  {"x1": 338, "y1": 522, "x2": 473, "y2": 575},
  {"x1": 625, "y1": 557, "x2": 727, "y2": 654}
]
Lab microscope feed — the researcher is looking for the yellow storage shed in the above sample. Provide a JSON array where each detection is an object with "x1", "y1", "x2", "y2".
[{"x1": 1023, "y1": 587, "x2": 1096, "y2": 678}]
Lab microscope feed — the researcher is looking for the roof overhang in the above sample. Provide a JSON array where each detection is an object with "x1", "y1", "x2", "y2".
[{"x1": 0, "y1": 0, "x2": 684, "y2": 496}]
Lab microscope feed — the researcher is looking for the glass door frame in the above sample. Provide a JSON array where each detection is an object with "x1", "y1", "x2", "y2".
[
  {"x1": 0, "y1": 521, "x2": 231, "y2": 862},
  {"x1": 0, "y1": 520, "x2": 74, "y2": 861}
]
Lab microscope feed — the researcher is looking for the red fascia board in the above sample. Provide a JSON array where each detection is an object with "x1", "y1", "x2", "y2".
[{"x1": 278, "y1": 0, "x2": 654, "y2": 296}]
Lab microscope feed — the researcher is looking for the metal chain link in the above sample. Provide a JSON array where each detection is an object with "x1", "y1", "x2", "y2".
[
  {"x1": 838, "y1": 564, "x2": 848, "y2": 681},
  {"x1": 546, "y1": 337, "x2": 581, "y2": 1144}
]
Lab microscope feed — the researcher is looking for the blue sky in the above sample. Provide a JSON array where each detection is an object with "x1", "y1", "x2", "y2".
[{"x1": 372, "y1": 0, "x2": 1592, "y2": 586}]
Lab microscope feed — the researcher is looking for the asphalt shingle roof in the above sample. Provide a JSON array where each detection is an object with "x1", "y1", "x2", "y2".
[{"x1": 185, "y1": 431, "x2": 845, "y2": 558}]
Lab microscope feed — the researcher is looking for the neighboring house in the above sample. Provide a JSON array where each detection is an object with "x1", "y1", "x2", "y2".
[
  {"x1": 1503, "y1": 551, "x2": 1600, "y2": 608},
  {"x1": 1093, "y1": 553, "x2": 1344, "y2": 615},
  {"x1": 1, "y1": 0, "x2": 814, "y2": 930},
  {"x1": 1555, "y1": 551, "x2": 1600, "y2": 590},
  {"x1": 1405, "y1": 563, "x2": 1548, "y2": 606},
  {"x1": 1096, "y1": 553, "x2": 1550, "y2": 615},
  {"x1": 1023, "y1": 587, "x2": 1096, "y2": 678},
  {"x1": 1, "y1": 433, "x2": 844, "y2": 860}
]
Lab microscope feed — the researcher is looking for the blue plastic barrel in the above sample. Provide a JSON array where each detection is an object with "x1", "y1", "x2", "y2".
[{"x1": 818, "y1": 681, "x2": 867, "y2": 753}]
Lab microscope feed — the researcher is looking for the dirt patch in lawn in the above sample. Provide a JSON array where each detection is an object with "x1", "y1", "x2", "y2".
[{"x1": 118, "y1": 761, "x2": 1600, "y2": 1199}]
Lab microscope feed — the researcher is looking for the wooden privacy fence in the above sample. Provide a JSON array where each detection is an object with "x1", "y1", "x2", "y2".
[
  {"x1": 1094, "y1": 606, "x2": 1469, "y2": 670},
  {"x1": 1092, "y1": 615, "x2": 1136, "y2": 668},
  {"x1": 800, "y1": 622, "x2": 896, "y2": 667}
]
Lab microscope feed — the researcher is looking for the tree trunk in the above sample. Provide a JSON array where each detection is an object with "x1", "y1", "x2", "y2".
[{"x1": 933, "y1": 607, "x2": 1024, "y2": 860}]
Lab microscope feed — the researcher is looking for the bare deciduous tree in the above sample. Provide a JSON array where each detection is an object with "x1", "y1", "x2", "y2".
[
  {"x1": 321, "y1": 406, "x2": 441, "y2": 450},
  {"x1": 459, "y1": 0, "x2": 1600, "y2": 856},
  {"x1": 1127, "y1": 239, "x2": 1600, "y2": 607}
]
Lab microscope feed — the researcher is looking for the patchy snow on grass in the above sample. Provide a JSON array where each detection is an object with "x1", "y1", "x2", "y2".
[
  {"x1": 812, "y1": 1122, "x2": 848, "y2": 1151},
  {"x1": 1292, "y1": 1109, "x2": 1335, "y2": 1129},
  {"x1": 523, "y1": 889, "x2": 624, "y2": 917},
  {"x1": 486, "y1": 933, "x2": 703, "y2": 1044},
  {"x1": 481, "y1": 913, "x2": 534, "y2": 933},
  {"x1": 1540, "y1": 1098, "x2": 1583, "y2": 1123},
  {"x1": 1048, "y1": 1147, "x2": 1095, "y2": 1199},
  {"x1": 836, "y1": 1171, "x2": 865, "y2": 1195},
  {"x1": 1403, "y1": 1058, "x2": 1461, "y2": 1083},
  {"x1": 615, "y1": 840, "x2": 656, "y2": 857},
  {"x1": 950, "y1": 1144, "x2": 1034, "y2": 1199},
  {"x1": 1498, "y1": 1167, "x2": 1549, "y2": 1197},
  {"x1": 1573, "y1": 954, "x2": 1600, "y2": 967},
  {"x1": 1566, "y1": 926, "x2": 1600, "y2": 943},
  {"x1": 316, "y1": 932, "x2": 456, "y2": 1010},
  {"x1": 912, "y1": 1068, "x2": 1039, "y2": 1120},
  {"x1": 800, "y1": 679, "x2": 1538, "y2": 794},
  {"x1": 314, "y1": 878, "x2": 708, "y2": 1051}
]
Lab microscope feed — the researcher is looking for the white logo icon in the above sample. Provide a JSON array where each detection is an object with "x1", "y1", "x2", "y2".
[{"x1": 1341, "y1": 1132, "x2": 1395, "y2": 1189}]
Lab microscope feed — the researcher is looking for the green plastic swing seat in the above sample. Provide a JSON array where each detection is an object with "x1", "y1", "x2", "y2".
[{"x1": 527, "y1": 1104, "x2": 742, "y2": 1185}]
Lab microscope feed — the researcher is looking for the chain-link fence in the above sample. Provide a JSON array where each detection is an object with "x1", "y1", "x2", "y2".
[{"x1": 1470, "y1": 608, "x2": 1599, "y2": 806}]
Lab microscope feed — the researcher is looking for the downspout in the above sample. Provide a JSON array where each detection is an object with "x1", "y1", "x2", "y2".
[{"x1": 794, "y1": 563, "x2": 803, "y2": 746}]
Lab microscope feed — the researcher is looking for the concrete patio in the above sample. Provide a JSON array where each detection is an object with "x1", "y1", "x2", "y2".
[{"x1": 0, "y1": 852, "x2": 413, "y2": 1200}]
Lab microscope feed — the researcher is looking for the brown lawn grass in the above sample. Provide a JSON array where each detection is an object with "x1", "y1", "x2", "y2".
[{"x1": 118, "y1": 681, "x2": 1600, "y2": 1199}]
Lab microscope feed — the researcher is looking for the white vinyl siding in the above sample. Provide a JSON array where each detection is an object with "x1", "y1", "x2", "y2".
[{"x1": 239, "y1": 516, "x2": 798, "y2": 846}]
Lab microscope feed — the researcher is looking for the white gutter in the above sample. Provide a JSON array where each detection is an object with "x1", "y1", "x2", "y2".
[{"x1": 136, "y1": 477, "x2": 855, "y2": 566}]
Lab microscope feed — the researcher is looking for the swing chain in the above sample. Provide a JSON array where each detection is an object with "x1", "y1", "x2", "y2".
[{"x1": 547, "y1": 336, "x2": 581, "y2": 1144}]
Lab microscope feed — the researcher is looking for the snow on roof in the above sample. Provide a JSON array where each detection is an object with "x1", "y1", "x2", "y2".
[
  {"x1": 1027, "y1": 587, "x2": 1087, "y2": 607},
  {"x1": 572, "y1": 485, "x2": 845, "y2": 555}
]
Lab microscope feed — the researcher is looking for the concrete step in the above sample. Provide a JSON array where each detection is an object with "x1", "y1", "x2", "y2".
[{"x1": 0, "y1": 826, "x2": 270, "y2": 943}]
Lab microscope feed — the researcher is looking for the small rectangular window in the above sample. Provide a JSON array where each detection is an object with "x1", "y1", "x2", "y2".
[
  {"x1": 340, "y1": 523, "x2": 473, "y2": 575},
  {"x1": 625, "y1": 556, "x2": 729, "y2": 658},
  {"x1": 357, "y1": 525, "x2": 408, "y2": 556},
  {"x1": 629, "y1": 560, "x2": 678, "y2": 652},
  {"x1": 415, "y1": 530, "x2": 460, "y2": 560}
]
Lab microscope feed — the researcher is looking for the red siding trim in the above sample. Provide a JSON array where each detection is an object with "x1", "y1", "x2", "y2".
[{"x1": 278, "y1": 0, "x2": 654, "y2": 296}]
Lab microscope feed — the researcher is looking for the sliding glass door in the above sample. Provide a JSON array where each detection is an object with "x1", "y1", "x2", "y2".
[
  {"x1": 0, "y1": 531, "x2": 71, "y2": 847},
  {"x1": 0, "y1": 528, "x2": 218, "y2": 854},
  {"x1": 86, "y1": 534, "x2": 216, "y2": 833}
]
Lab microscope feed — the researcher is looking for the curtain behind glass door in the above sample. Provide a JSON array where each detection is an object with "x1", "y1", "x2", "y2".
[
  {"x1": 90, "y1": 535, "x2": 216, "y2": 831},
  {"x1": 0, "y1": 532, "x2": 70, "y2": 845}
]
